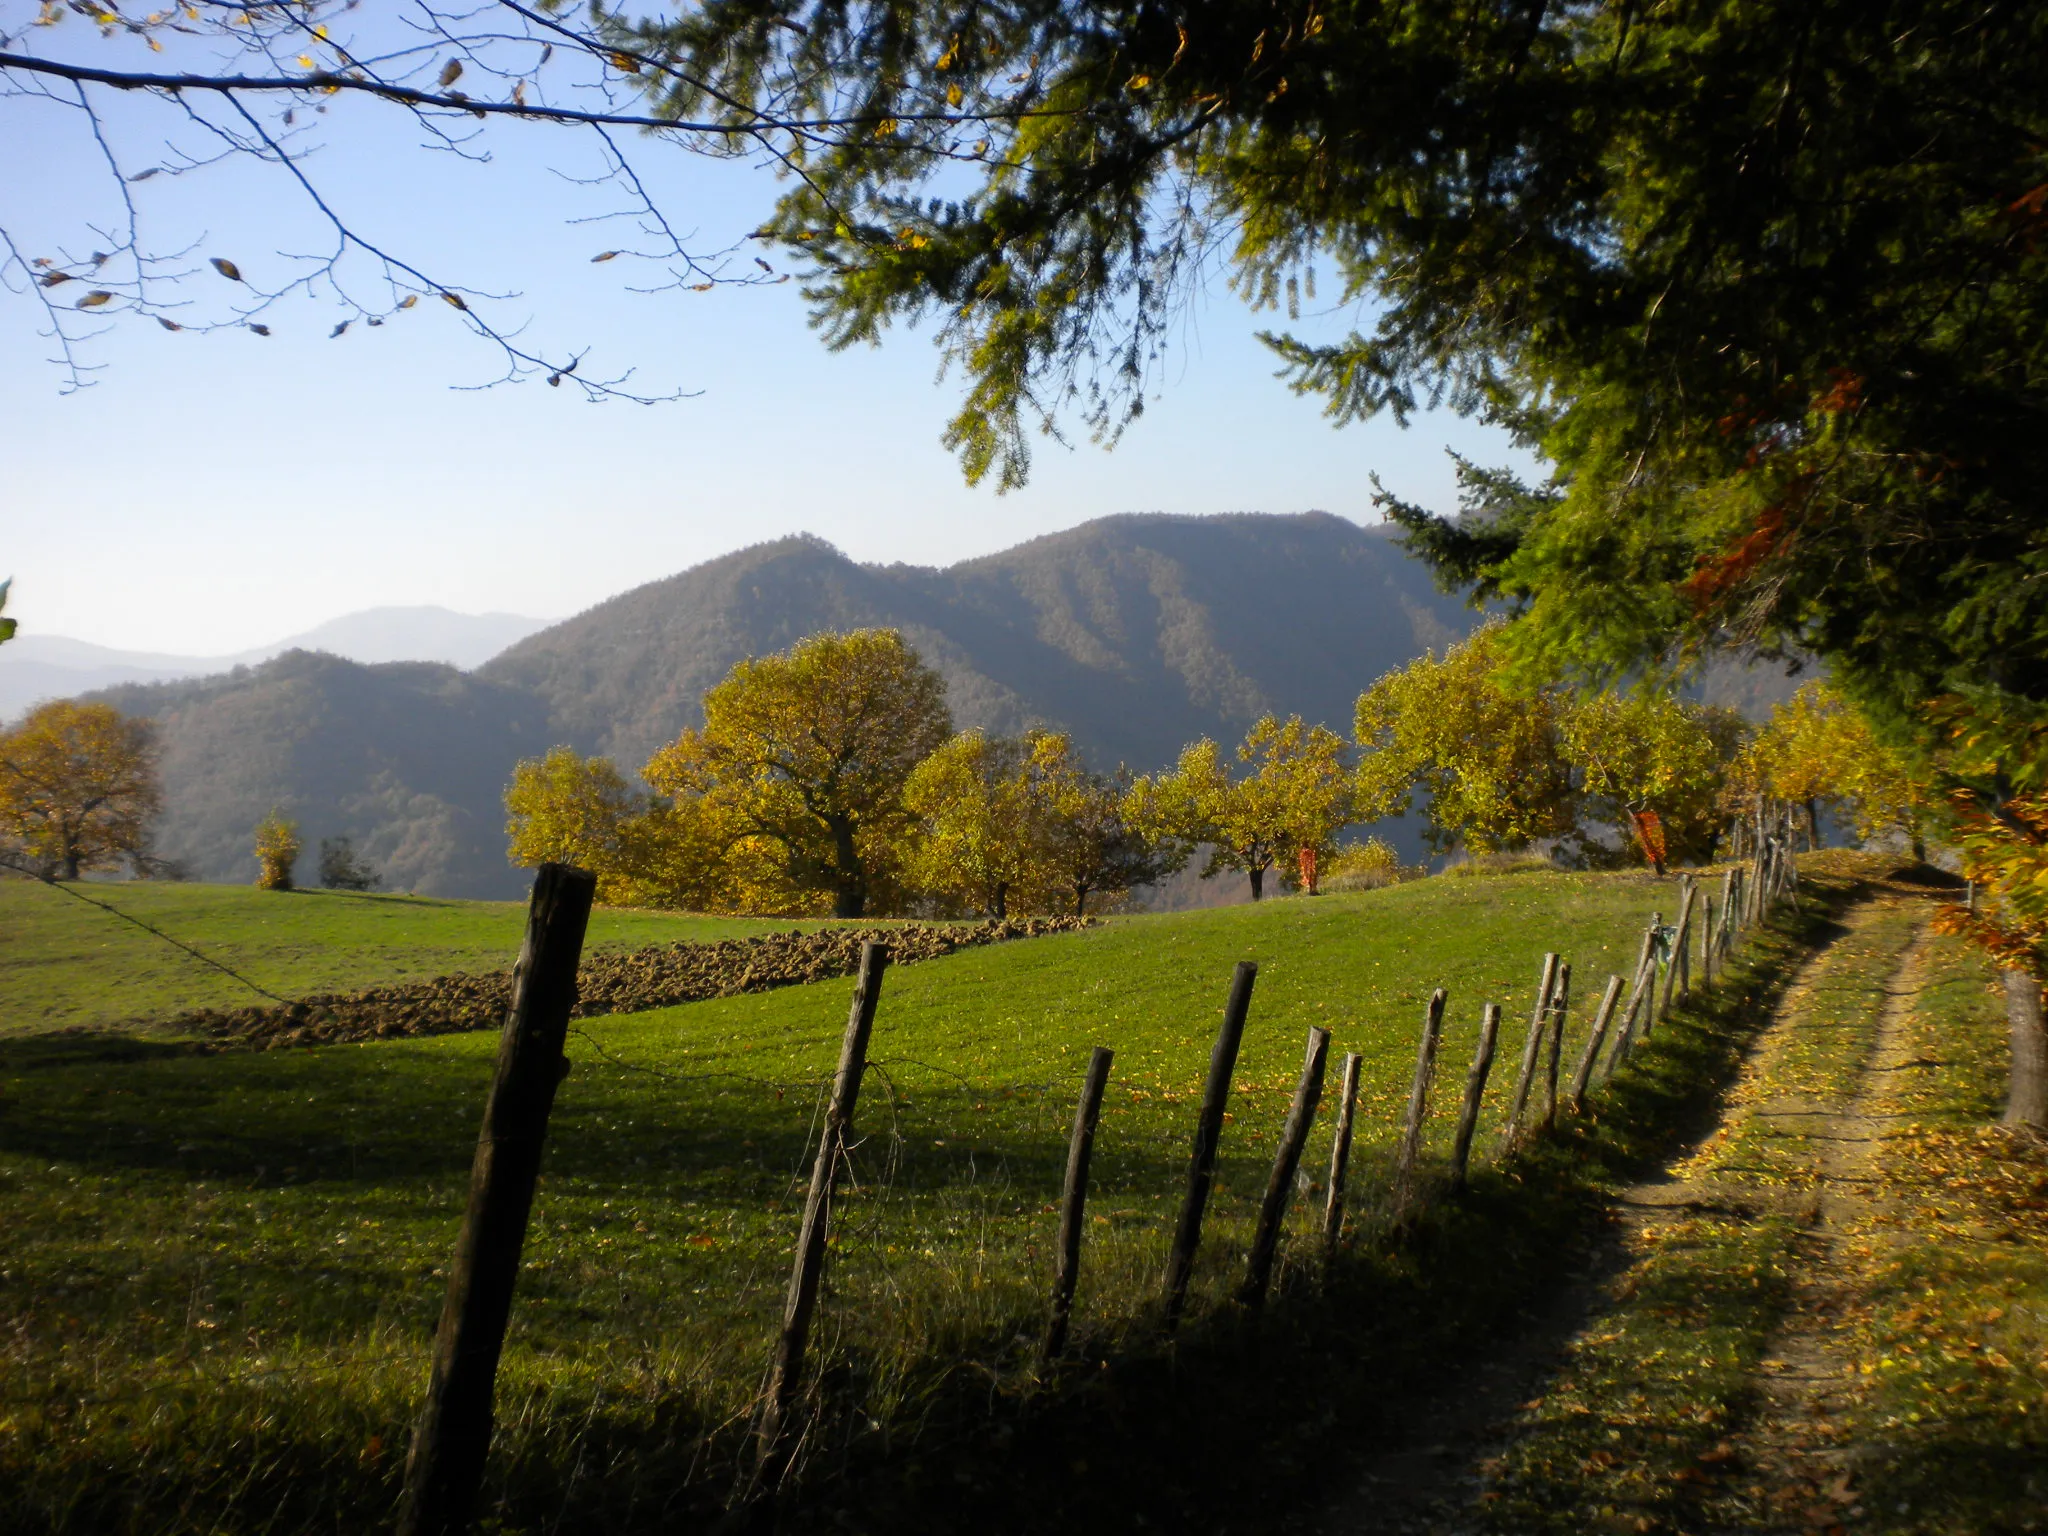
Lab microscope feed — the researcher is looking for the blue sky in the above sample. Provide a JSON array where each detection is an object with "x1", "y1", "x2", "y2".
[{"x1": 3, "y1": 44, "x2": 1534, "y2": 654}]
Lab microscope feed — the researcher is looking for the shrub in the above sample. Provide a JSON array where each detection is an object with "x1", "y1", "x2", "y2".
[
  {"x1": 1321, "y1": 836, "x2": 1423, "y2": 892},
  {"x1": 1442, "y1": 849, "x2": 1559, "y2": 879},
  {"x1": 317, "y1": 836, "x2": 381, "y2": 892},
  {"x1": 253, "y1": 811, "x2": 301, "y2": 891}
]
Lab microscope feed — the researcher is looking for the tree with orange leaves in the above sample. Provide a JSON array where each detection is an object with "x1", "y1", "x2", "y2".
[{"x1": 0, "y1": 700, "x2": 162, "y2": 880}]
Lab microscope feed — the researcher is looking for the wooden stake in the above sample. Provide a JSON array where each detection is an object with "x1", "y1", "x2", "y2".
[
  {"x1": 397, "y1": 863, "x2": 597, "y2": 1536},
  {"x1": 1503, "y1": 953, "x2": 1560, "y2": 1142},
  {"x1": 756, "y1": 942, "x2": 888, "y2": 1465},
  {"x1": 1699, "y1": 893, "x2": 1715, "y2": 986},
  {"x1": 1568, "y1": 975, "x2": 1626, "y2": 1109},
  {"x1": 1658, "y1": 883, "x2": 1697, "y2": 1024},
  {"x1": 1239, "y1": 1027, "x2": 1330, "y2": 1306},
  {"x1": 1162, "y1": 961, "x2": 1257, "y2": 1332},
  {"x1": 1321, "y1": 1051, "x2": 1363, "y2": 1260},
  {"x1": 1541, "y1": 962, "x2": 1572, "y2": 1131},
  {"x1": 1606, "y1": 923, "x2": 1661, "y2": 1071},
  {"x1": 1450, "y1": 1003, "x2": 1502, "y2": 1188},
  {"x1": 1393, "y1": 989, "x2": 1448, "y2": 1216},
  {"x1": 1043, "y1": 1045, "x2": 1114, "y2": 1360}
]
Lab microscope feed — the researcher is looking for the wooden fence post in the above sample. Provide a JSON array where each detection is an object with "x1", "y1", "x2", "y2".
[
  {"x1": 1699, "y1": 893, "x2": 1715, "y2": 987},
  {"x1": 1321, "y1": 1051, "x2": 1363, "y2": 1262},
  {"x1": 397, "y1": 863, "x2": 597, "y2": 1536},
  {"x1": 1450, "y1": 1003, "x2": 1502, "y2": 1188},
  {"x1": 755, "y1": 942, "x2": 889, "y2": 1466},
  {"x1": 1606, "y1": 922, "x2": 1661, "y2": 1073},
  {"x1": 1239, "y1": 1027, "x2": 1331, "y2": 1307},
  {"x1": 1541, "y1": 962, "x2": 1572, "y2": 1131},
  {"x1": 1503, "y1": 954, "x2": 1560, "y2": 1142},
  {"x1": 1658, "y1": 883, "x2": 1697, "y2": 1024},
  {"x1": 1162, "y1": 961, "x2": 1257, "y2": 1332},
  {"x1": 1568, "y1": 975, "x2": 1625, "y2": 1110},
  {"x1": 1393, "y1": 989, "x2": 1448, "y2": 1217},
  {"x1": 1044, "y1": 1045, "x2": 1115, "y2": 1360}
]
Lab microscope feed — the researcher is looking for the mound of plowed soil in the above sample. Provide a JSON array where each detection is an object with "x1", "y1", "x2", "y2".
[{"x1": 169, "y1": 917, "x2": 1094, "y2": 1050}]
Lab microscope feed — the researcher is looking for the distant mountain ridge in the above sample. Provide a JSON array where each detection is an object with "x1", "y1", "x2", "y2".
[
  {"x1": 0, "y1": 606, "x2": 550, "y2": 722},
  {"x1": 86, "y1": 513, "x2": 1477, "y2": 896}
]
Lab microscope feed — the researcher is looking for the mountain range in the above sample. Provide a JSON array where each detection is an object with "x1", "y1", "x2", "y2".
[
  {"x1": 0, "y1": 606, "x2": 551, "y2": 722},
  {"x1": 76, "y1": 514, "x2": 1479, "y2": 896}
]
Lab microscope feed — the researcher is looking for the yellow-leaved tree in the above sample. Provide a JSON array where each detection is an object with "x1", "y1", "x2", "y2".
[
  {"x1": 1354, "y1": 624, "x2": 1576, "y2": 858},
  {"x1": 0, "y1": 700, "x2": 162, "y2": 880},
  {"x1": 1559, "y1": 690, "x2": 1745, "y2": 874},
  {"x1": 1028, "y1": 732, "x2": 1181, "y2": 916},
  {"x1": 505, "y1": 745, "x2": 748, "y2": 910},
  {"x1": 902, "y1": 730, "x2": 1050, "y2": 917},
  {"x1": 252, "y1": 810, "x2": 301, "y2": 891},
  {"x1": 1140, "y1": 716, "x2": 1351, "y2": 900},
  {"x1": 1731, "y1": 683, "x2": 1934, "y2": 858},
  {"x1": 643, "y1": 629, "x2": 952, "y2": 917}
]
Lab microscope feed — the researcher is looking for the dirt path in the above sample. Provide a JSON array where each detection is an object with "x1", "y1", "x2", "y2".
[{"x1": 1312, "y1": 886, "x2": 1943, "y2": 1535}]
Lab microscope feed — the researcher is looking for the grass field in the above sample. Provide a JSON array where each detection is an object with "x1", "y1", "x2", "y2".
[
  {"x1": 0, "y1": 878, "x2": 826, "y2": 1036},
  {"x1": 0, "y1": 866, "x2": 1774, "y2": 1533}
]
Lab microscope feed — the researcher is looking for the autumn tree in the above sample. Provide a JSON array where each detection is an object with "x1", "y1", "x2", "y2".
[
  {"x1": 902, "y1": 730, "x2": 1049, "y2": 918},
  {"x1": 505, "y1": 746, "x2": 641, "y2": 876},
  {"x1": 1732, "y1": 684, "x2": 1935, "y2": 858},
  {"x1": 1354, "y1": 627, "x2": 1576, "y2": 859},
  {"x1": 1559, "y1": 691, "x2": 1745, "y2": 874},
  {"x1": 1143, "y1": 717, "x2": 1350, "y2": 901},
  {"x1": 1029, "y1": 733, "x2": 1180, "y2": 917},
  {"x1": 504, "y1": 745, "x2": 744, "y2": 910},
  {"x1": 644, "y1": 629, "x2": 952, "y2": 918},
  {"x1": 1931, "y1": 698, "x2": 2048, "y2": 1129},
  {"x1": 0, "y1": 700, "x2": 162, "y2": 880},
  {"x1": 252, "y1": 810, "x2": 301, "y2": 891}
]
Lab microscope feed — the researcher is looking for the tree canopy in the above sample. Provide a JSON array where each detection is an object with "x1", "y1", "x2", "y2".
[{"x1": 0, "y1": 699, "x2": 162, "y2": 880}]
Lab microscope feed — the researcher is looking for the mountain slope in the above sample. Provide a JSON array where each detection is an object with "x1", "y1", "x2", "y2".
[
  {"x1": 480, "y1": 512, "x2": 1470, "y2": 772},
  {"x1": 91, "y1": 651, "x2": 551, "y2": 895},
  {"x1": 1, "y1": 607, "x2": 549, "y2": 721},
  {"x1": 83, "y1": 514, "x2": 1478, "y2": 897}
]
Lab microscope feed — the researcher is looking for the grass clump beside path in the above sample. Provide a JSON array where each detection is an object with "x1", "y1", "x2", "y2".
[
  {"x1": 2, "y1": 866, "x2": 1695, "y2": 1535},
  {"x1": 0, "y1": 879, "x2": 818, "y2": 1037}
]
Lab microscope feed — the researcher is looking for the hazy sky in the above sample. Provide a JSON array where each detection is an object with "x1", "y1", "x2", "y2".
[{"x1": 4, "y1": 50, "x2": 1534, "y2": 655}]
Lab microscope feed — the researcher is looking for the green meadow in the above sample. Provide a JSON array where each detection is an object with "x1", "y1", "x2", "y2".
[
  {"x1": 1, "y1": 867, "x2": 1693, "y2": 1533},
  {"x1": 0, "y1": 879, "x2": 825, "y2": 1036}
]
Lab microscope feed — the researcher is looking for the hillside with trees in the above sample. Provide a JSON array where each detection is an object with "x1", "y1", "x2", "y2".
[{"x1": 84, "y1": 514, "x2": 1476, "y2": 895}]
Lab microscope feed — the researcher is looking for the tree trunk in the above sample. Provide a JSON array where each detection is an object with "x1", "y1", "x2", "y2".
[
  {"x1": 1073, "y1": 884, "x2": 1090, "y2": 918},
  {"x1": 1248, "y1": 865, "x2": 1265, "y2": 901},
  {"x1": 1805, "y1": 797, "x2": 1822, "y2": 850},
  {"x1": 62, "y1": 851, "x2": 81, "y2": 881},
  {"x1": 833, "y1": 885, "x2": 865, "y2": 919},
  {"x1": 991, "y1": 882, "x2": 1008, "y2": 920},
  {"x1": 828, "y1": 817, "x2": 864, "y2": 918},
  {"x1": 2004, "y1": 967, "x2": 2048, "y2": 1131}
]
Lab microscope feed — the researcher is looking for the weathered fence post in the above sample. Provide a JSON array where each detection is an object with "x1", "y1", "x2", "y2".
[
  {"x1": 1322, "y1": 1051, "x2": 1364, "y2": 1262},
  {"x1": 1162, "y1": 961, "x2": 1257, "y2": 1332},
  {"x1": 1541, "y1": 962, "x2": 1572, "y2": 1131},
  {"x1": 755, "y1": 942, "x2": 889, "y2": 1467},
  {"x1": 397, "y1": 863, "x2": 597, "y2": 1536},
  {"x1": 1569, "y1": 975, "x2": 1625, "y2": 1110},
  {"x1": 1044, "y1": 1045, "x2": 1115, "y2": 1360},
  {"x1": 1659, "y1": 883, "x2": 1697, "y2": 1024},
  {"x1": 1450, "y1": 1003, "x2": 1502, "y2": 1188},
  {"x1": 1699, "y1": 893, "x2": 1715, "y2": 987},
  {"x1": 1239, "y1": 1027, "x2": 1331, "y2": 1306},
  {"x1": 1503, "y1": 954, "x2": 1560, "y2": 1142},
  {"x1": 1606, "y1": 921, "x2": 1661, "y2": 1072},
  {"x1": 1393, "y1": 989, "x2": 1448, "y2": 1217}
]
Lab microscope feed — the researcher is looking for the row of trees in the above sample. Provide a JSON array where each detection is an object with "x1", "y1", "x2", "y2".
[{"x1": 505, "y1": 626, "x2": 1935, "y2": 919}]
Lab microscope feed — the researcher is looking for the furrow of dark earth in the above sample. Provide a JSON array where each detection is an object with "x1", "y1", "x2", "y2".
[{"x1": 154, "y1": 916, "x2": 1095, "y2": 1049}]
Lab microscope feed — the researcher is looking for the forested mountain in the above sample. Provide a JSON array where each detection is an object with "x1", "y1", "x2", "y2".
[
  {"x1": 480, "y1": 513, "x2": 1470, "y2": 774},
  {"x1": 83, "y1": 514, "x2": 1472, "y2": 895}
]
